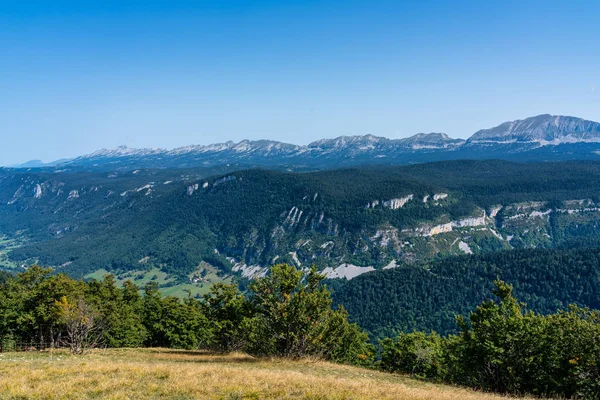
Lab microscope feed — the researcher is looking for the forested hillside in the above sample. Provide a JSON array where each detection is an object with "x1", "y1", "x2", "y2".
[
  {"x1": 4, "y1": 161, "x2": 600, "y2": 285},
  {"x1": 331, "y1": 246, "x2": 600, "y2": 338}
]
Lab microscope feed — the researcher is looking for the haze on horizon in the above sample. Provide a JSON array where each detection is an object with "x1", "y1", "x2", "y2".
[{"x1": 1, "y1": 0, "x2": 599, "y2": 166}]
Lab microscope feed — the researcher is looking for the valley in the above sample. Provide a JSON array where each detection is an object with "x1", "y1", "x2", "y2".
[
  {"x1": 3, "y1": 116, "x2": 600, "y2": 398},
  {"x1": 3, "y1": 161, "x2": 600, "y2": 280},
  {"x1": 6, "y1": 2, "x2": 600, "y2": 397}
]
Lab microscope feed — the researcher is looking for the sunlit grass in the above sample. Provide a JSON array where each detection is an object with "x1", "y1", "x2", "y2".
[
  {"x1": 83, "y1": 264, "x2": 232, "y2": 298},
  {"x1": 0, "y1": 348, "x2": 512, "y2": 399}
]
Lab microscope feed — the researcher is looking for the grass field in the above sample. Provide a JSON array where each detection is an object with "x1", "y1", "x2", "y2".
[
  {"x1": 0, "y1": 235, "x2": 23, "y2": 270},
  {"x1": 84, "y1": 265, "x2": 232, "y2": 298},
  {"x1": 0, "y1": 348, "x2": 512, "y2": 400}
]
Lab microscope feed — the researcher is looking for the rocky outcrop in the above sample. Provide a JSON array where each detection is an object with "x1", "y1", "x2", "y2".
[
  {"x1": 321, "y1": 264, "x2": 375, "y2": 280},
  {"x1": 383, "y1": 195, "x2": 414, "y2": 210},
  {"x1": 469, "y1": 115, "x2": 600, "y2": 144},
  {"x1": 34, "y1": 184, "x2": 43, "y2": 199}
]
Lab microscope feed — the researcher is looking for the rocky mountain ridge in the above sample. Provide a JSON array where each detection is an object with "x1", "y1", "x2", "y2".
[{"x1": 10, "y1": 115, "x2": 600, "y2": 170}]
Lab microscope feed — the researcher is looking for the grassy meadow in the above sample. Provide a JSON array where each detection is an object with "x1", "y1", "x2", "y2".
[
  {"x1": 0, "y1": 348, "x2": 512, "y2": 400},
  {"x1": 84, "y1": 265, "x2": 232, "y2": 298}
]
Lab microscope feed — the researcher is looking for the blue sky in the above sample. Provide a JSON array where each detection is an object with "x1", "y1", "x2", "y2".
[{"x1": 1, "y1": 0, "x2": 599, "y2": 165}]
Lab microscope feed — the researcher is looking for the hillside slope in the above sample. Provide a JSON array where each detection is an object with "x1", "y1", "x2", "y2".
[
  {"x1": 331, "y1": 247, "x2": 600, "y2": 338},
  {"x1": 0, "y1": 348, "x2": 510, "y2": 400},
  {"x1": 5, "y1": 161, "x2": 600, "y2": 283}
]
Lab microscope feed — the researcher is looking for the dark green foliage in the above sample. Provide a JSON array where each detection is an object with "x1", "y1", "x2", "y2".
[
  {"x1": 0, "y1": 270, "x2": 13, "y2": 284},
  {"x1": 380, "y1": 332, "x2": 445, "y2": 379},
  {"x1": 380, "y1": 281, "x2": 600, "y2": 398},
  {"x1": 447, "y1": 282, "x2": 600, "y2": 398},
  {"x1": 332, "y1": 247, "x2": 600, "y2": 337},
  {"x1": 85, "y1": 276, "x2": 147, "y2": 347},
  {"x1": 245, "y1": 265, "x2": 374, "y2": 364},
  {"x1": 141, "y1": 282, "x2": 213, "y2": 349},
  {"x1": 7, "y1": 161, "x2": 600, "y2": 279},
  {"x1": 0, "y1": 264, "x2": 372, "y2": 366},
  {"x1": 0, "y1": 266, "x2": 85, "y2": 345},
  {"x1": 158, "y1": 296, "x2": 212, "y2": 350},
  {"x1": 203, "y1": 283, "x2": 253, "y2": 352}
]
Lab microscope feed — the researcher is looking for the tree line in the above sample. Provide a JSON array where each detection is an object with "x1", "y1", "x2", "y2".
[
  {"x1": 0, "y1": 264, "x2": 372, "y2": 365},
  {"x1": 332, "y1": 247, "x2": 600, "y2": 338},
  {"x1": 379, "y1": 281, "x2": 600, "y2": 399},
  {"x1": 1, "y1": 265, "x2": 598, "y2": 398}
]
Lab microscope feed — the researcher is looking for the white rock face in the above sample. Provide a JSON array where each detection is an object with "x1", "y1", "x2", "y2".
[
  {"x1": 187, "y1": 184, "x2": 199, "y2": 196},
  {"x1": 433, "y1": 193, "x2": 448, "y2": 201},
  {"x1": 136, "y1": 184, "x2": 153, "y2": 192},
  {"x1": 232, "y1": 262, "x2": 268, "y2": 279},
  {"x1": 383, "y1": 260, "x2": 398, "y2": 270},
  {"x1": 530, "y1": 210, "x2": 552, "y2": 218},
  {"x1": 283, "y1": 207, "x2": 304, "y2": 226},
  {"x1": 458, "y1": 241, "x2": 473, "y2": 254},
  {"x1": 67, "y1": 190, "x2": 79, "y2": 199},
  {"x1": 453, "y1": 214, "x2": 486, "y2": 228},
  {"x1": 365, "y1": 200, "x2": 380, "y2": 208},
  {"x1": 371, "y1": 228, "x2": 401, "y2": 248},
  {"x1": 488, "y1": 205, "x2": 503, "y2": 218},
  {"x1": 202, "y1": 182, "x2": 209, "y2": 189},
  {"x1": 383, "y1": 195, "x2": 414, "y2": 210},
  {"x1": 321, "y1": 264, "x2": 375, "y2": 280},
  {"x1": 417, "y1": 222, "x2": 453, "y2": 236},
  {"x1": 289, "y1": 251, "x2": 301, "y2": 266},
  {"x1": 34, "y1": 184, "x2": 43, "y2": 199},
  {"x1": 423, "y1": 195, "x2": 430, "y2": 203},
  {"x1": 417, "y1": 212, "x2": 487, "y2": 236}
]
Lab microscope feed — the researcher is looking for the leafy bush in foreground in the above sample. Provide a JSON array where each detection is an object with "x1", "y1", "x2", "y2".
[
  {"x1": 0, "y1": 264, "x2": 373, "y2": 366},
  {"x1": 1, "y1": 265, "x2": 598, "y2": 398},
  {"x1": 380, "y1": 281, "x2": 600, "y2": 398}
]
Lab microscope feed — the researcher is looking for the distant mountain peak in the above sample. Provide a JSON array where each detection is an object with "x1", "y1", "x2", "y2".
[
  {"x1": 400, "y1": 132, "x2": 465, "y2": 149},
  {"x1": 88, "y1": 145, "x2": 165, "y2": 158},
  {"x1": 469, "y1": 114, "x2": 600, "y2": 144}
]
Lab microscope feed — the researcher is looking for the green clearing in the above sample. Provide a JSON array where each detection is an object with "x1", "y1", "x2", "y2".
[
  {"x1": 0, "y1": 235, "x2": 23, "y2": 270},
  {"x1": 84, "y1": 265, "x2": 231, "y2": 298}
]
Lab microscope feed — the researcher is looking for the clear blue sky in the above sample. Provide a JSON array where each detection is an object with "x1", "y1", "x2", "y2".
[{"x1": 1, "y1": 0, "x2": 599, "y2": 165}]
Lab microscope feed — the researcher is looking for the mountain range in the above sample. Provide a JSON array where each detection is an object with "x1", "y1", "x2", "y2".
[
  {"x1": 4, "y1": 114, "x2": 600, "y2": 340},
  {"x1": 11, "y1": 114, "x2": 600, "y2": 170}
]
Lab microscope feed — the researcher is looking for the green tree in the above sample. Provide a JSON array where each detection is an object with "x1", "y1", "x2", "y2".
[
  {"x1": 203, "y1": 283, "x2": 252, "y2": 352},
  {"x1": 142, "y1": 281, "x2": 212, "y2": 349},
  {"x1": 0, "y1": 266, "x2": 84, "y2": 346},
  {"x1": 85, "y1": 276, "x2": 147, "y2": 347},
  {"x1": 380, "y1": 331, "x2": 445, "y2": 379},
  {"x1": 247, "y1": 264, "x2": 373, "y2": 363}
]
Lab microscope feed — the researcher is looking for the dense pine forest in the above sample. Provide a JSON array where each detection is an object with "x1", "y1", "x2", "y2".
[{"x1": 331, "y1": 247, "x2": 600, "y2": 338}]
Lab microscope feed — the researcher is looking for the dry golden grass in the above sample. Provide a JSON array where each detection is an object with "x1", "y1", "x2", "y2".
[{"x1": 0, "y1": 348, "x2": 512, "y2": 399}]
